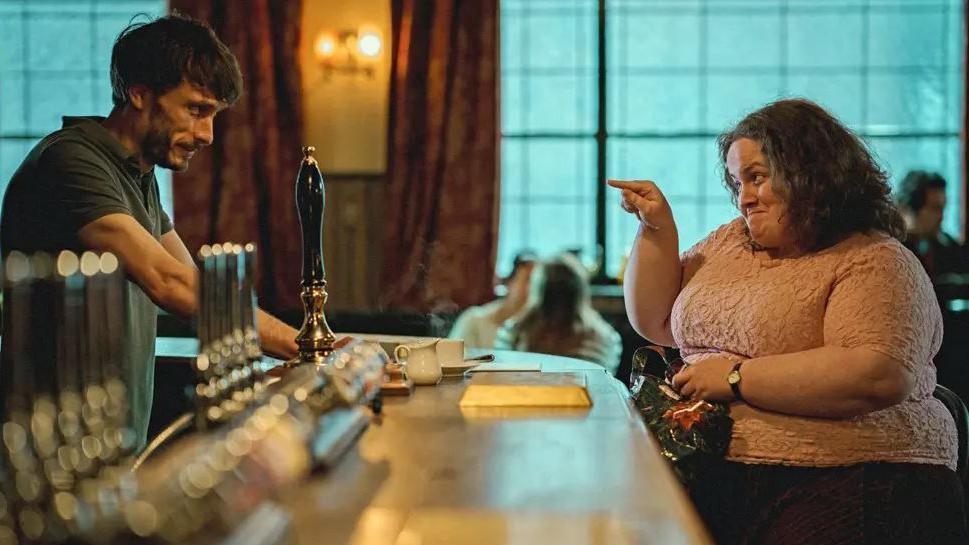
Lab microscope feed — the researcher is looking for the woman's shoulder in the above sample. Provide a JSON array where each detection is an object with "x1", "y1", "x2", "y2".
[
  {"x1": 833, "y1": 230, "x2": 909, "y2": 256},
  {"x1": 828, "y1": 231, "x2": 925, "y2": 277},
  {"x1": 583, "y1": 310, "x2": 621, "y2": 339}
]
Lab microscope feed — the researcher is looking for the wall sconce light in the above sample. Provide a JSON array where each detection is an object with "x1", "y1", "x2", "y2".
[{"x1": 314, "y1": 25, "x2": 383, "y2": 79}]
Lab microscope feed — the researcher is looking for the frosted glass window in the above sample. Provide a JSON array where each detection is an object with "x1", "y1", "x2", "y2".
[
  {"x1": 0, "y1": 0, "x2": 171, "y2": 217},
  {"x1": 500, "y1": 0, "x2": 964, "y2": 277}
]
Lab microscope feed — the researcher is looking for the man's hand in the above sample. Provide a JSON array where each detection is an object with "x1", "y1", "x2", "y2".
[
  {"x1": 670, "y1": 357, "x2": 737, "y2": 401},
  {"x1": 256, "y1": 309, "x2": 298, "y2": 360}
]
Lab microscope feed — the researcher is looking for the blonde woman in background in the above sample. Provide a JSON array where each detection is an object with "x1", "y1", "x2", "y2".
[{"x1": 495, "y1": 253, "x2": 621, "y2": 374}]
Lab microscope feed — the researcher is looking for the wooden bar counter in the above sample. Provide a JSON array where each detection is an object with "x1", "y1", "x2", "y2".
[{"x1": 155, "y1": 337, "x2": 712, "y2": 545}]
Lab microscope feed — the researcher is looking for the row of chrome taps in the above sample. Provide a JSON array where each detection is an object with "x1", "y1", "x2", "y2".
[
  {"x1": 194, "y1": 242, "x2": 269, "y2": 429},
  {"x1": 0, "y1": 250, "x2": 137, "y2": 543}
]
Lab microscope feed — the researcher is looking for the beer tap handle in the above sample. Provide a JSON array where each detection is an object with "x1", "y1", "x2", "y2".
[
  {"x1": 240, "y1": 245, "x2": 260, "y2": 346},
  {"x1": 240, "y1": 244, "x2": 266, "y2": 394},
  {"x1": 81, "y1": 252, "x2": 106, "y2": 389},
  {"x1": 197, "y1": 244, "x2": 214, "y2": 350},
  {"x1": 225, "y1": 243, "x2": 242, "y2": 345},
  {"x1": 57, "y1": 251, "x2": 97, "y2": 478},
  {"x1": 211, "y1": 243, "x2": 227, "y2": 366},
  {"x1": 101, "y1": 253, "x2": 135, "y2": 458},
  {"x1": 29, "y1": 253, "x2": 58, "y2": 399},
  {"x1": 296, "y1": 146, "x2": 325, "y2": 286},
  {"x1": 229, "y1": 244, "x2": 255, "y2": 404},
  {"x1": 56, "y1": 251, "x2": 82, "y2": 395},
  {"x1": 101, "y1": 253, "x2": 123, "y2": 383},
  {"x1": 292, "y1": 146, "x2": 336, "y2": 367},
  {"x1": 2, "y1": 251, "x2": 33, "y2": 415},
  {"x1": 195, "y1": 245, "x2": 217, "y2": 429},
  {"x1": 223, "y1": 243, "x2": 246, "y2": 412},
  {"x1": 81, "y1": 253, "x2": 111, "y2": 464}
]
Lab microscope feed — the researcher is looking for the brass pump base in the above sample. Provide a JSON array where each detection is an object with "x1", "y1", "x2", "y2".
[{"x1": 288, "y1": 284, "x2": 336, "y2": 369}]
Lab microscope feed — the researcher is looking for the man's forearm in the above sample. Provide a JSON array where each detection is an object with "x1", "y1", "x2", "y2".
[
  {"x1": 256, "y1": 308, "x2": 299, "y2": 360},
  {"x1": 141, "y1": 265, "x2": 198, "y2": 318}
]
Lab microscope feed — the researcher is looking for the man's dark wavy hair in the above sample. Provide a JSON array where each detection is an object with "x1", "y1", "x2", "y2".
[
  {"x1": 717, "y1": 98, "x2": 906, "y2": 251},
  {"x1": 110, "y1": 13, "x2": 243, "y2": 108},
  {"x1": 896, "y1": 170, "x2": 947, "y2": 212}
]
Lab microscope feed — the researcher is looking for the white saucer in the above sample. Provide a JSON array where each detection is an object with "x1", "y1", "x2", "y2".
[{"x1": 441, "y1": 360, "x2": 479, "y2": 377}]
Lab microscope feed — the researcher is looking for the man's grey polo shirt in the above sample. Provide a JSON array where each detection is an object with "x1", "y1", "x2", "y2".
[{"x1": 1, "y1": 116, "x2": 174, "y2": 450}]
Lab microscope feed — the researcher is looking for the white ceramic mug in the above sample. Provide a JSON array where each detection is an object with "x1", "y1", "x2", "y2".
[
  {"x1": 436, "y1": 339, "x2": 465, "y2": 367},
  {"x1": 394, "y1": 339, "x2": 442, "y2": 385}
]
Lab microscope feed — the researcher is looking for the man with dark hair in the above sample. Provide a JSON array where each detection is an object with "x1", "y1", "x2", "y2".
[
  {"x1": 0, "y1": 14, "x2": 298, "y2": 448},
  {"x1": 896, "y1": 170, "x2": 966, "y2": 279}
]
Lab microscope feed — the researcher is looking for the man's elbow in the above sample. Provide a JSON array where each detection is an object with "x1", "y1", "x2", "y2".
[{"x1": 139, "y1": 270, "x2": 195, "y2": 317}]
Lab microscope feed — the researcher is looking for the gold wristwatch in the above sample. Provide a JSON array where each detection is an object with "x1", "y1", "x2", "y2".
[{"x1": 727, "y1": 361, "x2": 744, "y2": 401}]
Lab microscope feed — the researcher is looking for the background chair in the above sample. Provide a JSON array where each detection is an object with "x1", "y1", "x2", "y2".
[{"x1": 932, "y1": 384, "x2": 969, "y2": 512}]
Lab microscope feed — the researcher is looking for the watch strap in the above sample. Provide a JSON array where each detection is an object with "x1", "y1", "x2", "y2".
[{"x1": 729, "y1": 361, "x2": 744, "y2": 402}]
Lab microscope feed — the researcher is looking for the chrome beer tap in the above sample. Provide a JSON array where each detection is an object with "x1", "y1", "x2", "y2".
[
  {"x1": 1, "y1": 252, "x2": 46, "y2": 541},
  {"x1": 239, "y1": 244, "x2": 266, "y2": 395},
  {"x1": 99, "y1": 253, "x2": 135, "y2": 461},
  {"x1": 223, "y1": 243, "x2": 250, "y2": 407},
  {"x1": 79, "y1": 252, "x2": 110, "y2": 467},
  {"x1": 195, "y1": 244, "x2": 224, "y2": 428},
  {"x1": 53, "y1": 251, "x2": 91, "y2": 485}
]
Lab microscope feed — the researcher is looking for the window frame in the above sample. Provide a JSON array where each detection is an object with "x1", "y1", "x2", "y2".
[
  {"x1": 0, "y1": 0, "x2": 172, "y2": 216},
  {"x1": 499, "y1": 0, "x2": 965, "y2": 281}
]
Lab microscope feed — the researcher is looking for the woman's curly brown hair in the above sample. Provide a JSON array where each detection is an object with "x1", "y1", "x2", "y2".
[{"x1": 717, "y1": 98, "x2": 906, "y2": 251}]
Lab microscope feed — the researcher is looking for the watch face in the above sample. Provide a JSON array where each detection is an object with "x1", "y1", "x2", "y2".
[{"x1": 727, "y1": 370, "x2": 741, "y2": 385}]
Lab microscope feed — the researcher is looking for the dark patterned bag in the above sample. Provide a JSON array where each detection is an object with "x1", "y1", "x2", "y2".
[{"x1": 629, "y1": 346, "x2": 733, "y2": 484}]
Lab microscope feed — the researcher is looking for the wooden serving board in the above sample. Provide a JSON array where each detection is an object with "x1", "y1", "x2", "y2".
[{"x1": 458, "y1": 371, "x2": 592, "y2": 408}]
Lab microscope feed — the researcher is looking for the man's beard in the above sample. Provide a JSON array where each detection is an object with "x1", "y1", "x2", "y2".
[{"x1": 142, "y1": 120, "x2": 190, "y2": 172}]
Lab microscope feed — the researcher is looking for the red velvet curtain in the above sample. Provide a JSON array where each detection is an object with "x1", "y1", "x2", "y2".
[
  {"x1": 168, "y1": 0, "x2": 303, "y2": 312},
  {"x1": 380, "y1": 0, "x2": 500, "y2": 312}
]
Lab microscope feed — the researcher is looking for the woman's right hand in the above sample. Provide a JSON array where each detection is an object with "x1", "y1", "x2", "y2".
[{"x1": 606, "y1": 179, "x2": 674, "y2": 231}]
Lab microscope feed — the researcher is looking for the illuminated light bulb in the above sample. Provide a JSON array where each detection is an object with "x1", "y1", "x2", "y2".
[
  {"x1": 357, "y1": 30, "x2": 381, "y2": 58},
  {"x1": 314, "y1": 32, "x2": 337, "y2": 59}
]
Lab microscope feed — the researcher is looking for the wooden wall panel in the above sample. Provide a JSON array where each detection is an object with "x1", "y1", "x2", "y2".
[{"x1": 322, "y1": 175, "x2": 386, "y2": 310}]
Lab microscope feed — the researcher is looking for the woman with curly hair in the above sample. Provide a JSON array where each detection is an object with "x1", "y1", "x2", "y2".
[{"x1": 609, "y1": 98, "x2": 967, "y2": 544}]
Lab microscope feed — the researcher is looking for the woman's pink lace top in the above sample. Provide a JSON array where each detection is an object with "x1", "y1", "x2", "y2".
[{"x1": 671, "y1": 218, "x2": 956, "y2": 469}]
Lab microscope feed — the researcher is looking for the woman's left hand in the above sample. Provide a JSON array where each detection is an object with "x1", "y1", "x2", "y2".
[{"x1": 670, "y1": 357, "x2": 737, "y2": 401}]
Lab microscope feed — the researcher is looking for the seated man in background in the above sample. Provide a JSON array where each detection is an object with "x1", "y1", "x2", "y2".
[
  {"x1": 448, "y1": 251, "x2": 536, "y2": 348},
  {"x1": 896, "y1": 170, "x2": 967, "y2": 279},
  {"x1": 897, "y1": 171, "x2": 969, "y2": 417},
  {"x1": 494, "y1": 254, "x2": 621, "y2": 374},
  {"x1": 0, "y1": 14, "x2": 298, "y2": 450}
]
